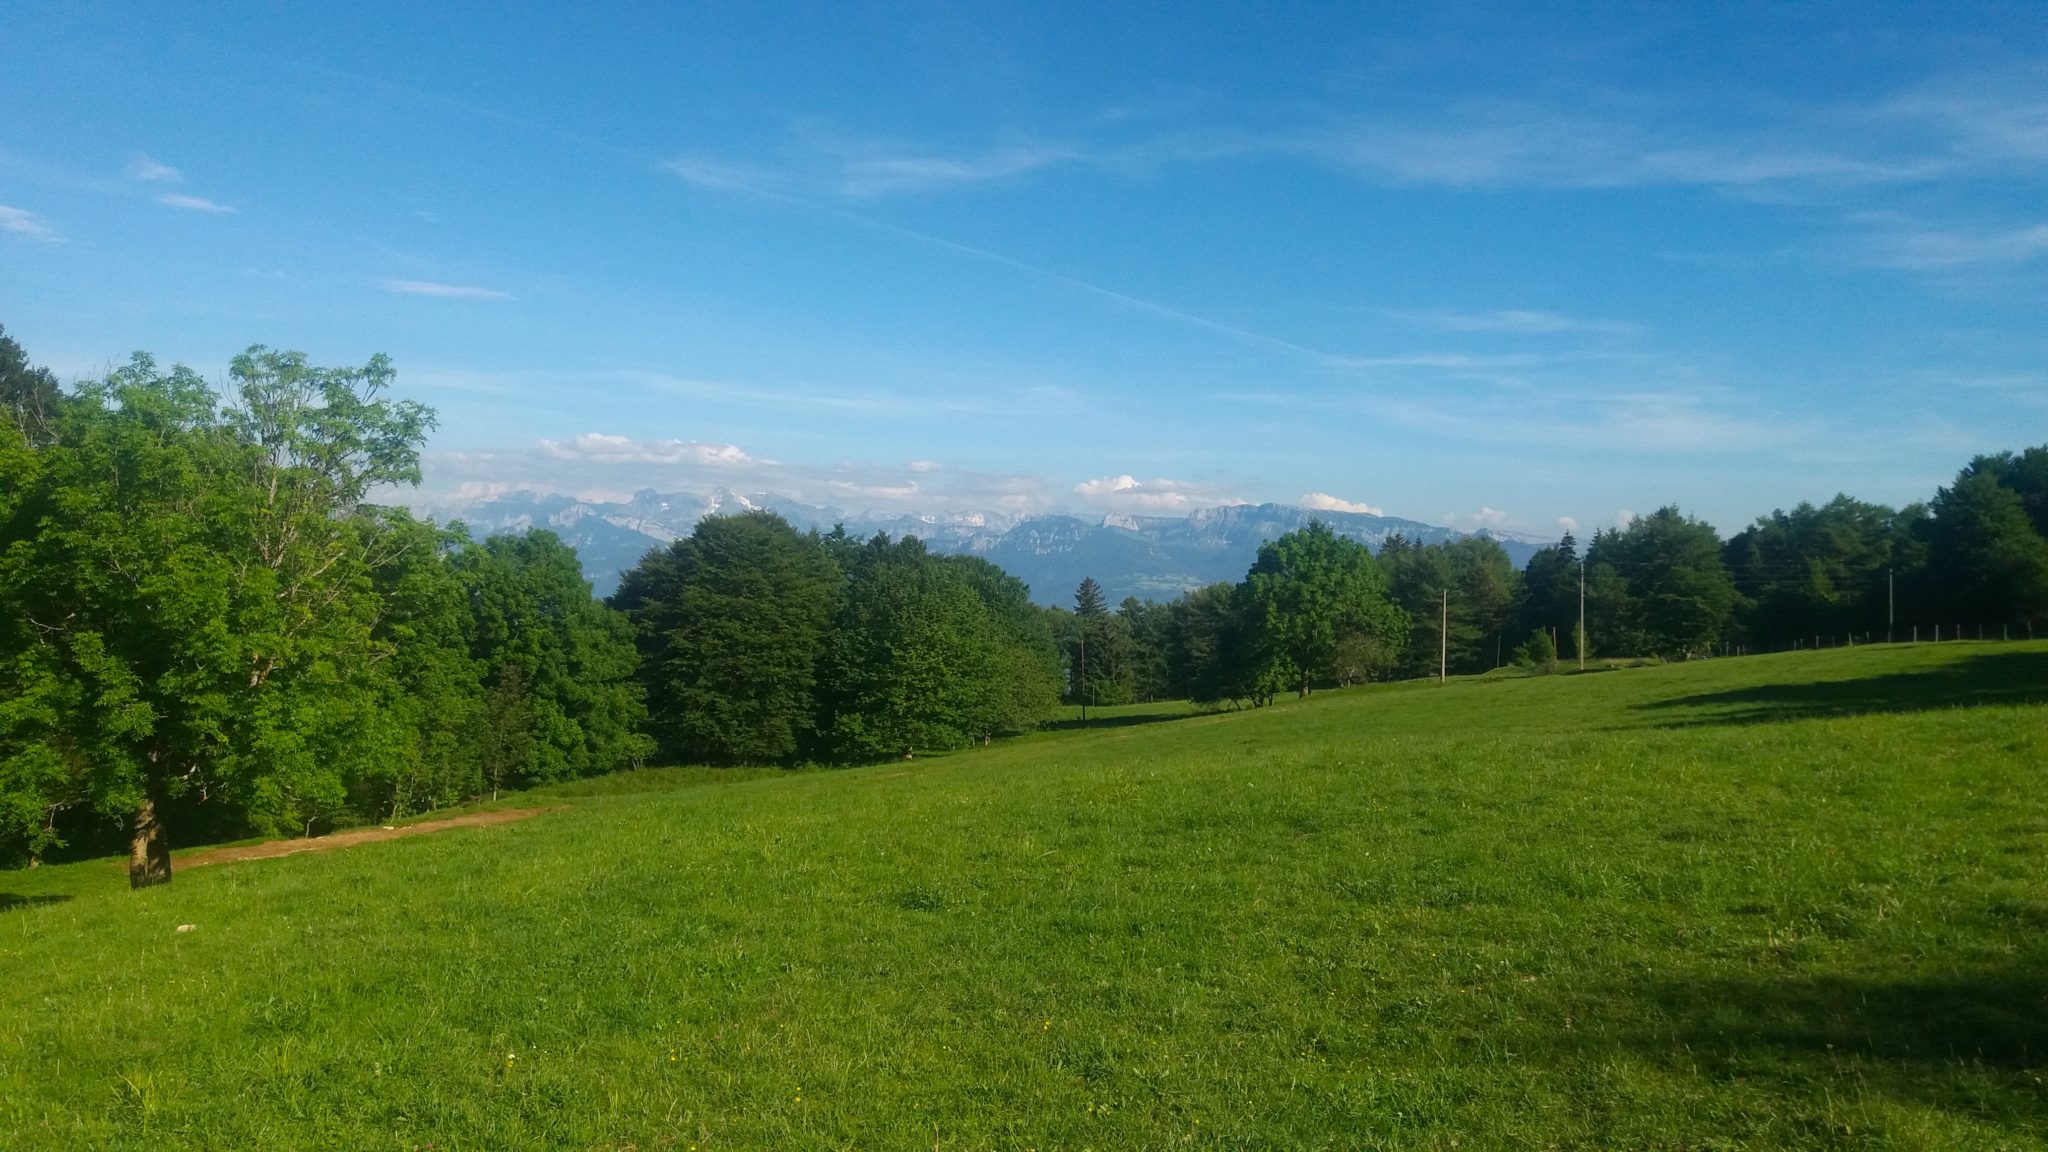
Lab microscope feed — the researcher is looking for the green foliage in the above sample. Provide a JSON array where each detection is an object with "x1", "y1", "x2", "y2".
[
  {"x1": 0, "y1": 350, "x2": 416, "y2": 863},
  {"x1": 818, "y1": 537, "x2": 1048, "y2": 760},
  {"x1": 1513, "y1": 533, "x2": 1580, "y2": 655},
  {"x1": 0, "y1": 324, "x2": 61, "y2": 445},
  {"x1": 941, "y1": 554, "x2": 1063, "y2": 734},
  {"x1": 1723, "y1": 495, "x2": 1912, "y2": 648},
  {"x1": 1061, "y1": 579, "x2": 1135, "y2": 707},
  {"x1": 610, "y1": 512, "x2": 839, "y2": 765},
  {"x1": 1117, "y1": 597, "x2": 1173, "y2": 702},
  {"x1": 1162, "y1": 582, "x2": 1236, "y2": 701},
  {"x1": 1511, "y1": 627, "x2": 1558, "y2": 671},
  {"x1": 1585, "y1": 508, "x2": 1738, "y2": 659},
  {"x1": 1926, "y1": 466, "x2": 2048, "y2": 627},
  {"x1": 0, "y1": 337, "x2": 645, "y2": 871},
  {"x1": 1242, "y1": 521, "x2": 1407, "y2": 696},
  {"x1": 358, "y1": 512, "x2": 488, "y2": 815},
  {"x1": 455, "y1": 531, "x2": 651, "y2": 786}
]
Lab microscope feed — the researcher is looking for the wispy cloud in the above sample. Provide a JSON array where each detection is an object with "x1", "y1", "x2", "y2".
[
  {"x1": 156, "y1": 193, "x2": 236, "y2": 213},
  {"x1": 538, "y1": 433, "x2": 767, "y2": 467},
  {"x1": 381, "y1": 278, "x2": 513, "y2": 300},
  {"x1": 829, "y1": 478, "x2": 921, "y2": 500},
  {"x1": 127, "y1": 153, "x2": 182, "y2": 183},
  {"x1": 1443, "y1": 506, "x2": 1514, "y2": 531},
  {"x1": 1301, "y1": 492, "x2": 1384, "y2": 515},
  {"x1": 667, "y1": 155, "x2": 778, "y2": 192},
  {"x1": 1388, "y1": 308, "x2": 1638, "y2": 335},
  {"x1": 840, "y1": 146, "x2": 1073, "y2": 196},
  {"x1": 1850, "y1": 216, "x2": 2048, "y2": 269},
  {"x1": 0, "y1": 205, "x2": 59, "y2": 241}
]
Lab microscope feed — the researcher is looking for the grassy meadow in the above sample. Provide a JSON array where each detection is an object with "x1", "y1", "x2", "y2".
[{"x1": 4, "y1": 642, "x2": 2048, "y2": 1149}]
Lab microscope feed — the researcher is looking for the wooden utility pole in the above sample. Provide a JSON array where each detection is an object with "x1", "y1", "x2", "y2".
[
  {"x1": 1577, "y1": 562, "x2": 1586, "y2": 672},
  {"x1": 1078, "y1": 630, "x2": 1086, "y2": 722},
  {"x1": 1439, "y1": 588, "x2": 1448, "y2": 684},
  {"x1": 1887, "y1": 567, "x2": 1894, "y2": 644}
]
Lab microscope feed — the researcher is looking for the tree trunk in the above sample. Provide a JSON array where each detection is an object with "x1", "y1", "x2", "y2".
[{"x1": 129, "y1": 797, "x2": 171, "y2": 889}]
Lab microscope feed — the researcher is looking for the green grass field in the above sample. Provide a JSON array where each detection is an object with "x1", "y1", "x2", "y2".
[{"x1": 4, "y1": 642, "x2": 2047, "y2": 1149}]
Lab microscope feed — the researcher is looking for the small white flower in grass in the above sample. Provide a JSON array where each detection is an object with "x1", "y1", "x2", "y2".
[{"x1": 175, "y1": 924, "x2": 195, "y2": 933}]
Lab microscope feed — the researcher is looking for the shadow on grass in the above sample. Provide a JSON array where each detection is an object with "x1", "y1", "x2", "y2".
[
  {"x1": 1595, "y1": 964, "x2": 2048, "y2": 1130},
  {"x1": 1040, "y1": 711, "x2": 1203, "y2": 733},
  {"x1": 0, "y1": 892, "x2": 73, "y2": 910},
  {"x1": 1635, "y1": 649, "x2": 2048, "y2": 728}
]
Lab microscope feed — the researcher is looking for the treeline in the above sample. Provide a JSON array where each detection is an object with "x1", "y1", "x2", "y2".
[
  {"x1": 6, "y1": 329, "x2": 2046, "y2": 881},
  {"x1": 0, "y1": 336, "x2": 649, "y2": 882},
  {"x1": 0, "y1": 333, "x2": 1068, "y2": 882},
  {"x1": 608, "y1": 515, "x2": 1060, "y2": 766},
  {"x1": 1041, "y1": 455, "x2": 2048, "y2": 706}
]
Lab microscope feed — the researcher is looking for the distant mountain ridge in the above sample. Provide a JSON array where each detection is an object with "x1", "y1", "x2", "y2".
[{"x1": 438, "y1": 487, "x2": 1553, "y2": 604}]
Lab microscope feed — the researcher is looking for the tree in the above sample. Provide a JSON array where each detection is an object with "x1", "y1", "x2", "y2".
[
  {"x1": 1444, "y1": 536, "x2": 1519, "y2": 672},
  {"x1": 1064, "y1": 577, "x2": 1134, "y2": 708},
  {"x1": 0, "y1": 349, "x2": 435, "y2": 886},
  {"x1": 610, "y1": 512, "x2": 839, "y2": 765},
  {"x1": 942, "y1": 555, "x2": 1063, "y2": 735},
  {"x1": 1723, "y1": 495, "x2": 1906, "y2": 649},
  {"x1": 1163, "y1": 582, "x2": 1237, "y2": 702},
  {"x1": 0, "y1": 324, "x2": 61, "y2": 445},
  {"x1": 1240, "y1": 521, "x2": 1407, "y2": 697},
  {"x1": 1964, "y1": 447, "x2": 2048, "y2": 539},
  {"x1": 456, "y1": 530, "x2": 651, "y2": 787},
  {"x1": 354, "y1": 511, "x2": 496, "y2": 817},
  {"x1": 817, "y1": 536, "x2": 1026, "y2": 761},
  {"x1": 1926, "y1": 467, "x2": 2048, "y2": 629},
  {"x1": 1514, "y1": 533, "x2": 1581, "y2": 663},
  {"x1": 1585, "y1": 508, "x2": 1736, "y2": 659},
  {"x1": 1118, "y1": 597, "x2": 1173, "y2": 702},
  {"x1": 1512, "y1": 628, "x2": 1558, "y2": 671}
]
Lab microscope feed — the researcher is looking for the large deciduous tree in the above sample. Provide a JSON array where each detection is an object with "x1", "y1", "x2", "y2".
[
  {"x1": 0, "y1": 349, "x2": 434, "y2": 886},
  {"x1": 1241, "y1": 521, "x2": 1407, "y2": 696}
]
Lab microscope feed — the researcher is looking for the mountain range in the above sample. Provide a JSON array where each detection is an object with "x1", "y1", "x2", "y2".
[{"x1": 436, "y1": 487, "x2": 1554, "y2": 605}]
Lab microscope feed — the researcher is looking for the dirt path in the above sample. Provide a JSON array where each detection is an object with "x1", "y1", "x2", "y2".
[{"x1": 174, "y1": 807, "x2": 564, "y2": 869}]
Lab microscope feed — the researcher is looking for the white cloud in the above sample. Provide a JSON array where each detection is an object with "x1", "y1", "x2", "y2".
[
  {"x1": 449, "y1": 480, "x2": 523, "y2": 502},
  {"x1": 156, "y1": 193, "x2": 235, "y2": 213},
  {"x1": 1557, "y1": 516, "x2": 1579, "y2": 535},
  {"x1": 381, "y1": 279, "x2": 513, "y2": 301},
  {"x1": 1300, "y1": 492, "x2": 1384, "y2": 516},
  {"x1": 1616, "y1": 509, "x2": 1638, "y2": 528},
  {"x1": 830, "y1": 479, "x2": 921, "y2": 501},
  {"x1": 1074, "y1": 474, "x2": 1241, "y2": 512},
  {"x1": 127, "y1": 153, "x2": 182, "y2": 183},
  {"x1": 538, "y1": 433, "x2": 765, "y2": 468},
  {"x1": 1445, "y1": 506, "x2": 1513, "y2": 530},
  {"x1": 906, "y1": 459, "x2": 942, "y2": 473},
  {"x1": 0, "y1": 205, "x2": 59, "y2": 241}
]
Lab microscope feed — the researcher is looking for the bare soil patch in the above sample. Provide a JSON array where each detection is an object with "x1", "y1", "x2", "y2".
[{"x1": 174, "y1": 807, "x2": 564, "y2": 869}]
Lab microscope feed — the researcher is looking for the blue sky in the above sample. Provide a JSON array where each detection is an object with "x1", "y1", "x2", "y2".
[{"x1": 4, "y1": 3, "x2": 2047, "y2": 537}]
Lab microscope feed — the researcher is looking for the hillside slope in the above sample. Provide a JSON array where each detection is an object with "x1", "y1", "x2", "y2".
[{"x1": 3, "y1": 642, "x2": 2046, "y2": 1149}]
